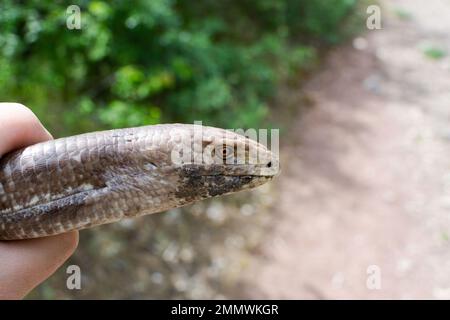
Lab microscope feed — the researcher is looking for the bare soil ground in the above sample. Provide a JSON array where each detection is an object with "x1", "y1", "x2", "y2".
[{"x1": 242, "y1": 0, "x2": 450, "y2": 299}]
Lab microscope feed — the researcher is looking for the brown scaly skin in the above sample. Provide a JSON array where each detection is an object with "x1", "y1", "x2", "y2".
[{"x1": 0, "y1": 124, "x2": 279, "y2": 240}]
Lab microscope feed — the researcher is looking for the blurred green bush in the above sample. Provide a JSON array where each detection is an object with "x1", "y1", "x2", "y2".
[{"x1": 0, "y1": 0, "x2": 358, "y2": 135}]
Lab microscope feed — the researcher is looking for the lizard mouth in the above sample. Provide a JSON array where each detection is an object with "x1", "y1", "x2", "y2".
[
  {"x1": 178, "y1": 162, "x2": 280, "y2": 182},
  {"x1": 198, "y1": 173, "x2": 275, "y2": 178}
]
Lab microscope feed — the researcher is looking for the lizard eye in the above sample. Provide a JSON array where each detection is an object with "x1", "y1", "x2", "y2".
[
  {"x1": 216, "y1": 144, "x2": 234, "y2": 161},
  {"x1": 143, "y1": 162, "x2": 158, "y2": 170}
]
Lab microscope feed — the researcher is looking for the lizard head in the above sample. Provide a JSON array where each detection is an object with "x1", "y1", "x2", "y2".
[{"x1": 169, "y1": 124, "x2": 280, "y2": 202}]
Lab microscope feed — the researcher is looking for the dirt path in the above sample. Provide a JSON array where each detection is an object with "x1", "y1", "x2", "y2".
[{"x1": 243, "y1": 0, "x2": 450, "y2": 299}]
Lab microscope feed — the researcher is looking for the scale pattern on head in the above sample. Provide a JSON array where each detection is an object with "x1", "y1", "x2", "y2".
[{"x1": 158, "y1": 124, "x2": 279, "y2": 203}]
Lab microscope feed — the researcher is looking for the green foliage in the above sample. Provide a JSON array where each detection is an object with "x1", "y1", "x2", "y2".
[
  {"x1": 422, "y1": 46, "x2": 446, "y2": 60},
  {"x1": 286, "y1": 0, "x2": 359, "y2": 43},
  {"x1": 394, "y1": 8, "x2": 413, "y2": 21},
  {"x1": 0, "y1": 0, "x2": 360, "y2": 136}
]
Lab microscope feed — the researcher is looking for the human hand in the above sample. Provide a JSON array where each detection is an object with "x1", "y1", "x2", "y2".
[{"x1": 0, "y1": 103, "x2": 78, "y2": 299}]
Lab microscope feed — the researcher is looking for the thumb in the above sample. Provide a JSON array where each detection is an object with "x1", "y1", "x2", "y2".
[{"x1": 0, "y1": 103, "x2": 78, "y2": 299}]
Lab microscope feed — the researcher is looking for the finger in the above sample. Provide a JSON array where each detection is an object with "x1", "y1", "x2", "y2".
[
  {"x1": 0, "y1": 103, "x2": 52, "y2": 157},
  {"x1": 0, "y1": 103, "x2": 78, "y2": 299},
  {"x1": 0, "y1": 232, "x2": 79, "y2": 299}
]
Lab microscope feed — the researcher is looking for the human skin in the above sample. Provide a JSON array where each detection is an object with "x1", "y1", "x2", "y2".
[{"x1": 0, "y1": 103, "x2": 78, "y2": 299}]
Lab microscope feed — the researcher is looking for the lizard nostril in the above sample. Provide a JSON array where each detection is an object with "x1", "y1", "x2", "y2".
[{"x1": 266, "y1": 161, "x2": 272, "y2": 168}]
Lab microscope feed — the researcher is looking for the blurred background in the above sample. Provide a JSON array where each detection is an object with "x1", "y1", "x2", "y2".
[{"x1": 2, "y1": 0, "x2": 450, "y2": 299}]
